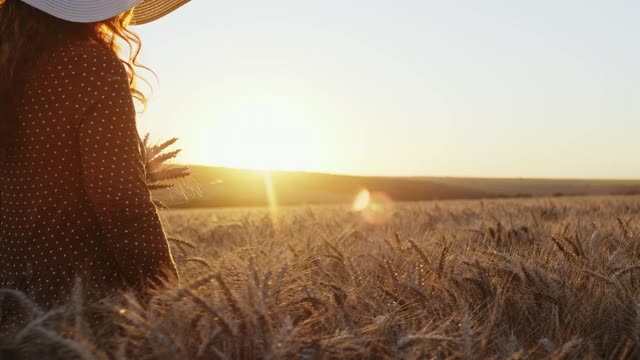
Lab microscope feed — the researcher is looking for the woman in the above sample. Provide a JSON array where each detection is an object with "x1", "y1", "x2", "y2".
[{"x1": 0, "y1": 0, "x2": 188, "y2": 316}]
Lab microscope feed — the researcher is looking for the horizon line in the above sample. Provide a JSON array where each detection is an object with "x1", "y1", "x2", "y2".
[{"x1": 176, "y1": 162, "x2": 640, "y2": 182}]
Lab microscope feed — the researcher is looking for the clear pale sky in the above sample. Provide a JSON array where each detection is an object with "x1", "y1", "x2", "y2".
[{"x1": 134, "y1": 1, "x2": 640, "y2": 179}]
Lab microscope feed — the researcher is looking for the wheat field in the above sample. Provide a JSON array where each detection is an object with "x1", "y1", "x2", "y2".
[{"x1": 2, "y1": 195, "x2": 640, "y2": 359}]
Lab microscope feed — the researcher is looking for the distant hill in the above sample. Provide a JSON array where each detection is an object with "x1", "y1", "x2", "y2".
[
  {"x1": 155, "y1": 166, "x2": 489, "y2": 208},
  {"x1": 425, "y1": 177, "x2": 640, "y2": 197},
  {"x1": 155, "y1": 166, "x2": 640, "y2": 208}
]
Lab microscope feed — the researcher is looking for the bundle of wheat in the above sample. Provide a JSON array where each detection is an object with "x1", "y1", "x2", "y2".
[{"x1": 142, "y1": 134, "x2": 190, "y2": 208}]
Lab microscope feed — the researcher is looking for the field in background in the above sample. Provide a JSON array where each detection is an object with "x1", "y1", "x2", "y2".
[
  {"x1": 427, "y1": 176, "x2": 640, "y2": 197},
  {"x1": 3, "y1": 195, "x2": 640, "y2": 358},
  {"x1": 157, "y1": 165, "x2": 640, "y2": 208}
]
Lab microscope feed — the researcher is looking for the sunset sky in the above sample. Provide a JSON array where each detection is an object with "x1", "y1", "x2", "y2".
[{"x1": 135, "y1": 1, "x2": 640, "y2": 179}]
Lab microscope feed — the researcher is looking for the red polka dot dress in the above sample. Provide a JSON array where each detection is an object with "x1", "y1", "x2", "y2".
[{"x1": 0, "y1": 41, "x2": 179, "y2": 312}]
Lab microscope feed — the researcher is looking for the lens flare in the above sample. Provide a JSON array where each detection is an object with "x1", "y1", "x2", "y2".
[
  {"x1": 353, "y1": 189, "x2": 371, "y2": 211},
  {"x1": 264, "y1": 171, "x2": 279, "y2": 230},
  {"x1": 352, "y1": 189, "x2": 393, "y2": 224}
]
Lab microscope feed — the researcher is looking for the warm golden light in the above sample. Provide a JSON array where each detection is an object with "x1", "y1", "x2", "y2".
[
  {"x1": 263, "y1": 171, "x2": 279, "y2": 230},
  {"x1": 353, "y1": 190, "x2": 393, "y2": 224},
  {"x1": 207, "y1": 103, "x2": 321, "y2": 171},
  {"x1": 353, "y1": 189, "x2": 371, "y2": 211}
]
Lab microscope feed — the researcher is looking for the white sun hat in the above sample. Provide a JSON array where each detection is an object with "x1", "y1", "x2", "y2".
[{"x1": 19, "y1": 0, "x2": 190, "y2": 25}]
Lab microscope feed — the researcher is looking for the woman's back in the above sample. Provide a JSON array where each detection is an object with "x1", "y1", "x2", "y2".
[{"x1": 0, "y1": 41, "x2": 178, "y2": 310}]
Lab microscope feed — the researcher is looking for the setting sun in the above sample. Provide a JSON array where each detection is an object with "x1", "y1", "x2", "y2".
[{"x1": 198, "y1": 103, "x2": 322, "y2": 172}]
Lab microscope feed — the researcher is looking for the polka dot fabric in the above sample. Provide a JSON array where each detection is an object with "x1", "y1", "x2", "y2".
[{"x1": 0, "y1": 42, "x2": 179, "y2": 313}]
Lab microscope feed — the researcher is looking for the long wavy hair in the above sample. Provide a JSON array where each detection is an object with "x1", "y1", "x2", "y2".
[{"x1": 0, "y1": 0, "x2": 151, "y2": 149}]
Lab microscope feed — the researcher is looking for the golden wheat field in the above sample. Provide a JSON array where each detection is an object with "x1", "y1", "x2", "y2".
[{"x1": 3, "y1": 195, "x2": 640, "y2": 359}]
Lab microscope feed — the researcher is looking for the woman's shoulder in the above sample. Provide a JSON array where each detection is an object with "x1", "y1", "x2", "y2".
[
  {"x1": 52, "y1": 41, "x2": 125, "y2": 73},
  {"x1": 27, "y1": 41, "x2": 126, "y2": 85},
  {"x1": 24, "y1": 41, "x2": 131, "y2": 106}
]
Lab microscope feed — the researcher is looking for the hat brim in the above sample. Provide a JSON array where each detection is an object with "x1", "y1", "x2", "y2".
[
  {"x1": 131, "y1": 0, "x2": 190, "y2": 25},
  {"x1": 19, "y1": 0, "x2": 189, "y2": 25}
]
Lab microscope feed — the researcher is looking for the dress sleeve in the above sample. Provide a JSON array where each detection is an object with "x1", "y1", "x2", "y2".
[{"x1": 77, "y1": 48, "x2": 179, "y2": 288}]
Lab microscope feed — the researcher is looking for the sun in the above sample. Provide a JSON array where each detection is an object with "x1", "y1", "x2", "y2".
[{"x1": 204, "y1": 103, "x2": 321, "y2": 172}]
